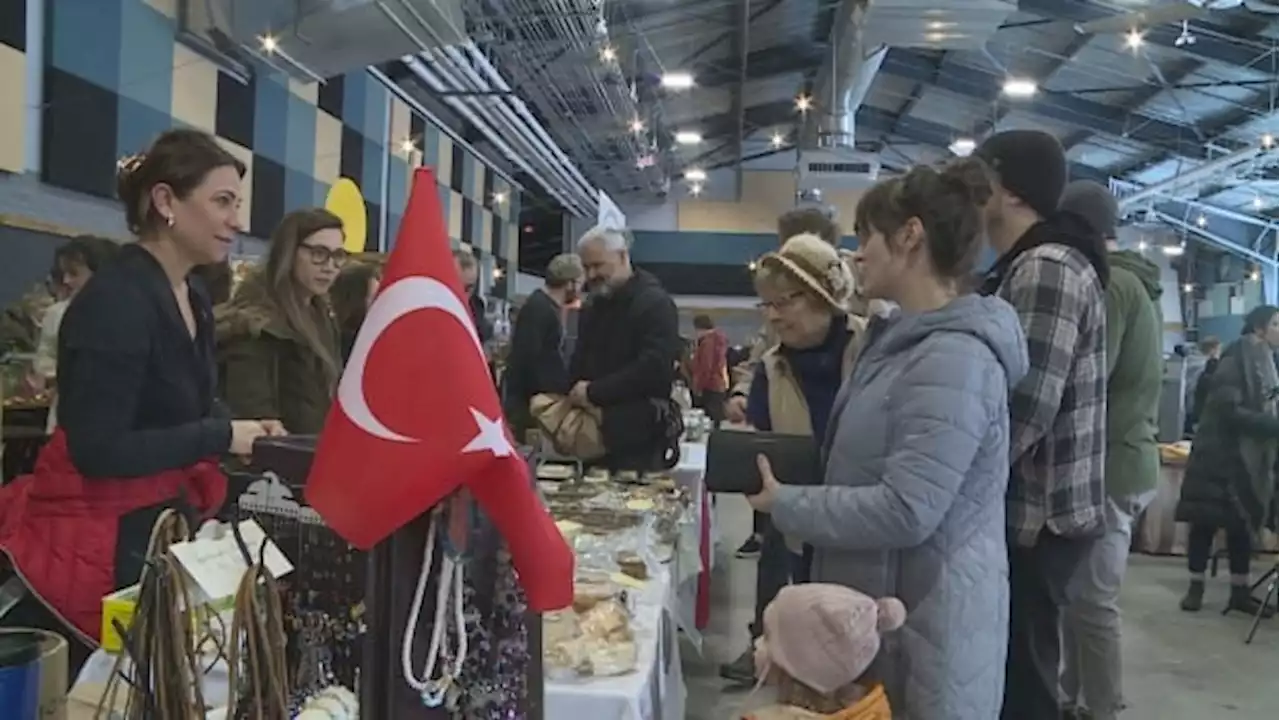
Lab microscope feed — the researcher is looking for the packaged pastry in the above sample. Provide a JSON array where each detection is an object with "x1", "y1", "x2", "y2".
[
  {"x1": 572, "y1": 578, "x2": 619, "y2": 613},
  {"x1": 579, "y1": 600, "x2": 631, "y2": 641},
  {"x1": 615, "y1": 551, "x2": 648, "y2": 581}
]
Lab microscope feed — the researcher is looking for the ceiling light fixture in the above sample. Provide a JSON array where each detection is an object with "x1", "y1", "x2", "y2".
[
  {"x1": 795, "y1": 95, "x2": 813, "y2": 112},
  {"x1": 399, "y1": 138, "x2": 417, "y2": 154},
  {"x1": 1182, "y1": 282, "x2": 1194, "y2": 293},
  {"x1": 492, "y1": 191, "x2": 508, "y2": 205},
  {"x1": 1249, "y1": 269, "x2": 1261, "y2": 282},
  {"x1": 770, "y1": 133, "x2": 785, "y2": 148},
  {"x1": 1002, "y1": 78, "x2": 1038, "y2": 98},
  {"x1": 1163, "y1": 244, "x2": 1185, "y2": 257},
  {"x1": 260, "y1": 35, "x2": 279, "y2": 53},
  {"x1": 689, "y1": 183, "x2": 703, "y2": 197},
  {"x1": 1124, "y1": 29, "x2": 1145, "y2": 50},
  {"x1": 661, "y1": 72, "x2": 695, "y2": 90},
  {"x1": 949, "y1": 137, "x2": 976, "y2": 156},
  {"x1": 1137, "y1": 240, "x2": 1149, "y2": 252},
  {"x1": 600, "y1": 46, "x2": 617, "y2": 62},
  {"x1": 493, "y1": 267, "x2": 505, "y2": 279},
  {"x1": 1195, "y1": 214, "x2": 1208, "y2": 227},
  {"x1": 629, "y1": 118, "x2": 645, "y2": 133},
  {"x1": 1254, "y1": 195, "x2": 1265, "y2": 210},
  {"x1": 1263, "y1": 133, "x2": 1275, "y2": 149},
  {"x1": 675, "y1": 131, "x2": 703, "y2": 145},
  {"x1": 684, "y1": 168, "x2": 707, "y2": 182}
]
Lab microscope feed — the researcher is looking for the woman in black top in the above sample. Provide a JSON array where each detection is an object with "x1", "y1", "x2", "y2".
[{"x1": 0, "y1": 129, "x2": 279, "y2": 672}]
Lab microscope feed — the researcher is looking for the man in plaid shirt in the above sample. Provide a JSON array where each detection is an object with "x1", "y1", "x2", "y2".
[{"x1": 976, "y1": 130, "x2": 1110, "y2": 719}]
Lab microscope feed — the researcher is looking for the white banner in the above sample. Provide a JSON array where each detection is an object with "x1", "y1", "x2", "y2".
[{"x1": 597, "y1": 190, "x2": 626, "y2": 230}]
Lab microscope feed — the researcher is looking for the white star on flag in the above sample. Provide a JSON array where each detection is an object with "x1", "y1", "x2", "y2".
[{"x1": 461, "y1": 408, "x2": 514, "y2": 457}]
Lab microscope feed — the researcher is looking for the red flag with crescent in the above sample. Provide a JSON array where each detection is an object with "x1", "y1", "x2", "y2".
[{"x1": 305, "y1": 168, "x2": 573, "y2": 612}]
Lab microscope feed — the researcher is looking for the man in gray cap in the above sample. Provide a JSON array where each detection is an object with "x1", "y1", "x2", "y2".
[
  {"x1": 503, "y1": 253, "x2": 583, "y2": 442},
  {"x1": 975, "y1": 130, "x2": 1110, "y2": 719},
  {"x1": 1057, "y1": 181, "x2": 1163, "y2": 720}
]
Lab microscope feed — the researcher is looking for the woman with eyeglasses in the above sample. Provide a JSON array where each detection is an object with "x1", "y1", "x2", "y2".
[{"x1": 216, "y1": 208, "x2": 346, "y2": 435}]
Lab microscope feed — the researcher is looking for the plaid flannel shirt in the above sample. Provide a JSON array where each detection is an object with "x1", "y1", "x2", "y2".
[{"x1": 999, "y1": 243, "x2": 1108, "y2": 546}]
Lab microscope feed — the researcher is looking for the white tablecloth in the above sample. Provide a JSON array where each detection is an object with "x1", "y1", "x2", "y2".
[{"x1": 545, "y1": 566, "x2": 687, "y2": 720}]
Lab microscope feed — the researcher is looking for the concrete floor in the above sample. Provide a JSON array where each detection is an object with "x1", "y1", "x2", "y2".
[{"x1": 681, "y1": 497, "x2": 1279, "y2": 720}]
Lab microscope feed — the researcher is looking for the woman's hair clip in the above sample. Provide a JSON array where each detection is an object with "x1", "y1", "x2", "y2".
[{"x1": 116, "y1": 153, "x2": 146, "y2": 176}]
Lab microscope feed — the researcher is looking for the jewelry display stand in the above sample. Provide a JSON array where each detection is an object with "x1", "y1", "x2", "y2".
[{"x1": 249, "y1": 437, "x2": 544, "y2": 720}]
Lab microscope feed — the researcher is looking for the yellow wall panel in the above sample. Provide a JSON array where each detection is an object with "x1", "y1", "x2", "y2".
[
  {"x1": 215, "y1": 137, "x2": 254, "y2": 231},
  {"x1": 288, "y1": 78, "x2": 319, "y2": 104},
  {"x1": 505, "y1": 224, "x2": 518, "y2": 260},
  {"x1": 677, "y1": 172, "x2": 796, "y2": 233},
  {"x1": 478, "y1": 212, "x2": 493, "y2": 253},
  {"x1": 144, "y1": 0, "x2": 177, "y2": 18},
  {"x1": 170, "y1": 44, "x2": 218, "y2": 134},
  {"x1": 435, "y1": 134, "x2": 453, "y2": 185},
  {"x1": 314, "y1": 110, "x2": 342, "y2": 184},
  {"x1": 448, "y1": 190, "x2": 464, "y2": 241},
  {"x1": 677, "y1": 172, "x2": 868, "y2": 235},
  {"x1": 471, "y1": 163, "x2": 485, "y2": 202},
  {"x1": 389, "y1": 98, "x2": 412, "y2": 160},
  {"x1": 0, "y1": 46, "x2": 25, "y2": 174}
]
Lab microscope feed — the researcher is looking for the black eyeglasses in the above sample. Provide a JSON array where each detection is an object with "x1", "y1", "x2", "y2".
[{"x1": 299, "y1": 243, "x2": 350, "y2": 267}]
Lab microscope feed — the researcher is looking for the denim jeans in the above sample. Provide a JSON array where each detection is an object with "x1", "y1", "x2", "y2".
[{"x1": 1060, "y1": 491, "x2": 1155, "y2": 719}]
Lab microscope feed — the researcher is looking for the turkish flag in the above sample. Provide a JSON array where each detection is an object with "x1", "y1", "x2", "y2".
[{"x1": 305, "y1": 168, "x2": 574, "y2": 612}]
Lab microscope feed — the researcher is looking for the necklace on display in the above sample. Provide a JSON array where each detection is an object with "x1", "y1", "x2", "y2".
[{"x1": 401, "y1": 502, "x2": 469, "y2": 707}]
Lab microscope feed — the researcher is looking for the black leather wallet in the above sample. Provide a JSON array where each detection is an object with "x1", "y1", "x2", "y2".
[{"x1": 704, "y1": 430, "x2": 821, "y2": 495}]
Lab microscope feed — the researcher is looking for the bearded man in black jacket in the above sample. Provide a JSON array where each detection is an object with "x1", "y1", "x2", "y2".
[{"x1": 570, "y1": 226, "x2": 682, "y2": 471}]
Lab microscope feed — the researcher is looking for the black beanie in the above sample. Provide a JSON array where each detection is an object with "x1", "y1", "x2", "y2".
[{"x1": 976, "y1": 130, "x2": 1067, "y2": 219}]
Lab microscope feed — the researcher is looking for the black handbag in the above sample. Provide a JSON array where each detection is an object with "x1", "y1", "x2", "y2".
[{"x1": 704, "y1": 429, "x2": 820, "y2": 495}]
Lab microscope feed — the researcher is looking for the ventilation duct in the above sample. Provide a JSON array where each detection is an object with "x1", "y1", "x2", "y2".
[
  {"x1": 192, "y1": 0, "x2": 466, "y2": 80},
  {"x1": 805, "y1": 0, "x2": 1016, "y2": 151}
]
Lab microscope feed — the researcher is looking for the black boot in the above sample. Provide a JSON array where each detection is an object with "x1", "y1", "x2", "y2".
[
  {"x1": 1180, "y1": 580, "x2": 1205, "y2": 612},
  {"x1": 719, "y1": 649, "x2": 757, "y2": 687},
  {"x1": 1227, "y1": 584, "x2": 1275, "y2": 618}
]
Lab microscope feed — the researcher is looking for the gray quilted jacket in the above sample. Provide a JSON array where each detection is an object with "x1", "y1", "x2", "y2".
[{"x1": 770, "y1": 294, "x2": 1028, "y2": 720}]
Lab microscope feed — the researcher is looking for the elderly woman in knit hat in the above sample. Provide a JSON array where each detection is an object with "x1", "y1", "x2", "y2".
[
  {"x1": 745, "y1": 584, "x2": 904, "y2": 719},
  {"x1": 719, "y1": 232, "x2": 869, "y2": 686}
]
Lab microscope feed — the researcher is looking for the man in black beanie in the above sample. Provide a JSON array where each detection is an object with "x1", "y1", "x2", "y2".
[{"x1": 975, "y1": 130, "x2": 1109, "y2": 719}]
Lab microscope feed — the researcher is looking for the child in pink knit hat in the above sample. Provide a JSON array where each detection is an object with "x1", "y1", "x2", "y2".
[{"x1": 744, "y1": 583, "x2": 906, "y2": 720}]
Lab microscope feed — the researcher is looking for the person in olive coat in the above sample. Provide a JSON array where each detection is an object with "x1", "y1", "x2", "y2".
[
  {"x1": 1176, "y1": 304, "x2": 1279, "y2": 616},
  {"x1": 217, "y1": 208, "x2": 346, "y2": 435}
]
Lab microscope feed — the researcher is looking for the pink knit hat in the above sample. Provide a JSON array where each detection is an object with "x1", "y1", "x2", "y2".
[{"x1": 754, "y1": 584, "x2": 907, "y2": 695}]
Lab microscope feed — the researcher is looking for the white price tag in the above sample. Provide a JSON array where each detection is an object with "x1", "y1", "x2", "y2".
[{"x1": 168, "y1": 519, "x2": 293, "y2": 603}]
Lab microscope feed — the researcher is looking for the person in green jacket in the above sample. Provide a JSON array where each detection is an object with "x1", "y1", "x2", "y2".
[{"x1": 1056, "y1": 181, "x2": 1164, "y2": 720}]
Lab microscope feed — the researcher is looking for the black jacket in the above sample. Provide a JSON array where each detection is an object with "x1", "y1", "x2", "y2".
[
  {"x1": 469, "y1": 292, "x2": 493, "y2": 345},
  {"x1": 571, "y1": 269, "x2": 680, "y2": 405},
  {"x1": 1177, "y1": 340, "x2": 1278, "y2": 531},
  {"x1": 504, "y1": 289, "x2": 570, "y2": 421},
  {"x1": 570, "y1": 270, "x2": 681, "y2": 470},
  {"x1": 56, "y1": 244, "x2": 232, "y2": 585}
]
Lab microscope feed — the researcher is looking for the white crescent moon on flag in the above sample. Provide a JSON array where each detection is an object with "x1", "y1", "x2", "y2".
[{"x1": 338, "y1": 276, "x2": 483, "y2": 443}]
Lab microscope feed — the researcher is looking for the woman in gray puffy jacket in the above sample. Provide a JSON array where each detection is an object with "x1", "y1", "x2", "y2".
[{"x1": 749, "y1": 158, "x2": 1029, "y2": 719}]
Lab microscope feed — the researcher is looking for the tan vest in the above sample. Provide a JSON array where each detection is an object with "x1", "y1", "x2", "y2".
[{"x1": 760, "y1": 314, "x2": 867, "y2": 437}]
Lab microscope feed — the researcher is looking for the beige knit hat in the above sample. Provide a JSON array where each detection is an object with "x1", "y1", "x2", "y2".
[
  {"x1": 756, "y1": 233, "x2": 856, "y2": 313},
  {"x1": 754, "y1": 583, "x2": 907, "y2": 695}
]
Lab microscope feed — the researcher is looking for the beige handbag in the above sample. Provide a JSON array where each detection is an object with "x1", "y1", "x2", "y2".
[{"x1": 529, "y1": 394, "x2": 606, "y2": 461}]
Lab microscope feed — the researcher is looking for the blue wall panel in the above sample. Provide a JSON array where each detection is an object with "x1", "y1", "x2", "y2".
[
  {"x1": 116, "y1": 98, "x2": 170, "y2": 159},
  {"x1": 118, "y1": 1, "x2": 173, "y2": 111},
  {"x1": 49, "y1": 0, "x2": 122, "y2": 90},
  {"x1": 253, "y1": 77, "x2": 289, "y2": 163}
]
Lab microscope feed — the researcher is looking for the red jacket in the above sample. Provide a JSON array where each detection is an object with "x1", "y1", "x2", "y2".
[
  {"x1": 692, "y1": 329, "x2": 729, "y2": 394},
  {"x1": 0, "y1": 430, "x2": 225, "y2": 643}
]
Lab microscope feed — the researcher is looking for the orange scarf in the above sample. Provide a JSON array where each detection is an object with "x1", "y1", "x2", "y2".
[{"x1": 744, "y1": 684, "x2": 891, "y2": 720}]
